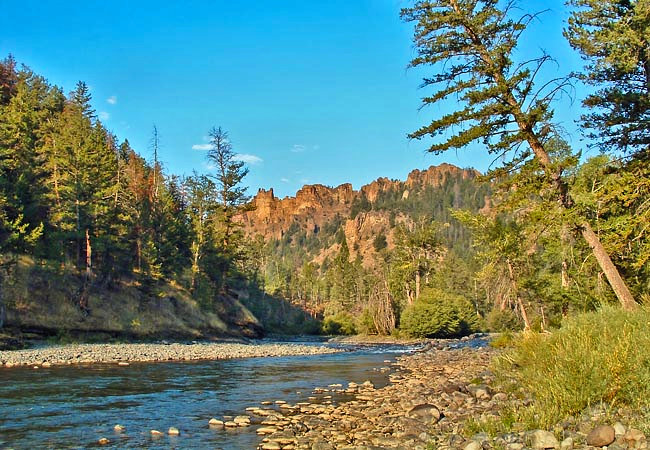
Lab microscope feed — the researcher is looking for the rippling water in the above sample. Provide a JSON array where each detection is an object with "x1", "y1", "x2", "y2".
[{"x1": 0, "y1": 341, "x2": 421, "y2": 449}]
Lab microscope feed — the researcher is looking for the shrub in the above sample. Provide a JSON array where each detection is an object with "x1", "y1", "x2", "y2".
[
  {"x1": 399, "y1": 288, "x2": 479, "y2": 338},
  {"x1": 356, "y1": 309, "x2": 377, "y2": 335},
  {"x1": 494, "y1": 306, "x2": 650, "y2": 428},
  {"x1": 485, "y1": 308, "x2": 521, "y2": 332},
  {"x1": 321, "y1": 312, "x2": 357, "y2": 335}
]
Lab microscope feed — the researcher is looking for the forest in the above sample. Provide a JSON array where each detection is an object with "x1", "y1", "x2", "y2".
[{"x1": 0, "y1": 0, "x2": 648, "y2": 341}]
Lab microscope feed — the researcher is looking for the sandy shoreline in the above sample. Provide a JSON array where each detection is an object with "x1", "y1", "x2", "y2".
[{"x1": 0, "y1": 341, "x2": 341, "y2": 368}]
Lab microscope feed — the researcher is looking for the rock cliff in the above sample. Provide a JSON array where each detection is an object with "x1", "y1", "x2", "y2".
[{"x1": 239, "y1": 164, "x2": 480, "y2": 240}]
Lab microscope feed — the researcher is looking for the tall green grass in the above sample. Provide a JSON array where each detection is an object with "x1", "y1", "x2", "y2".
[{"x1": 494, "y1": 306, "x2": 650, "y2": 429}]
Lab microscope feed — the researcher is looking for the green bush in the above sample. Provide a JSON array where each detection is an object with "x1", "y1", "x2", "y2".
[
  {"x1": 356, "y1": 309, "x2": 377, "y2": 335},
  {"x1": 321, "y1": 312, "x2": 357, "y2": 335},
  {"x1": 494, "y1": 306, "x2": 650, "y2": 428},
  {"x1": 485, "y1": 308, "x2": 521, "y2": 332},
  {"x1": 399, "y1": 288, "x2": 479, "y2": 338}
]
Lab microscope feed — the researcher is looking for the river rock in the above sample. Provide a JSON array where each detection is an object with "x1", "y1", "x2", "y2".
[
  {"x1": 150, "y1": 429, "x2": 164, "y2": 436},
  {"x1": 532, "y1": 430, "x2": 559, "y2": 449},
  {"x1": 464, "y1": 440, "x2": 482, "y2": 450},
  {"x1": 224, "y1": 421, "x2": 238, "y2": 427},
  {"x1": 260, "y1": 442, "x2": 281, "y2": 450},
  {"x1": 407, "y1": 403, "x2": 442, "y2": 423},
  {"x1": 560, "y1": 437, "x2": 573, "y2": 450},
  {"x1": 209, "y1": 418, "x2": 224, "y2": 426},
  {"x1": 168, "y1": 427, "x2": 180, "y2": 435},
  {"x1": 613, "y1": 422, "x2": 626, "y2": 436},
  {"x1": 113, "y1": 424, "x2": 124, "y2": 432},
  {"x1": 98, "y1": 437, "x2": 110, "y2": 445},
  {"x1": 586, "y1": 425, "x2": 615, "y2": 447},
  {"x1": 623, "y1": 429, "x2": 646, "y2": 447}
]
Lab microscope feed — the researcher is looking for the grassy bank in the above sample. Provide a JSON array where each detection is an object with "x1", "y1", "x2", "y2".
[
  {"x1": 473, "y1": 306, "x2": 650, "y2": 434},
  {"x1": 1, "y1": 256, "x2": 262, "y2": 343}
]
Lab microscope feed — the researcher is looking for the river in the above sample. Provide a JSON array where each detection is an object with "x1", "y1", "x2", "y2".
[{"x1": 0, "y1": 340, "x2": 421, "y2": 449}]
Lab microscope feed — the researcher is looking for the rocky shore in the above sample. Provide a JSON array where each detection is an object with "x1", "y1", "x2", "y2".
[
  {"x1": 0, "y1": 341, "x2": 339, "y2": 368},
  {"x1": 206, "y1": 338, "x2": 647, "y2": 450}
]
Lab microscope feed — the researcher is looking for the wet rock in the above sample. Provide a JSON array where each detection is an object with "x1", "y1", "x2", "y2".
[
  {"x1": 586, "y1": 425, "x2": 615, "y2": 447},
  {"x1": 98, "y1": 437, "x2": 110, "y2": 445},
  {"x1": 113, "y1": 424, "x2": 124, "y2": 432},
  {"x1": 168, "y1": 427, "x2": 180, "y2": 435},
  {"x1": 209, "y1": 418, "x2": 224, "y2": 427},
  {"x1": 150, "y1": 429, "x2": 164, "y2": 436}
]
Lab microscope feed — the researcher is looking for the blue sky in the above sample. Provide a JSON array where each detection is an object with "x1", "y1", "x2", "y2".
[{"x1": 1, "y1": 0, "x2": 591, "y2": 198}]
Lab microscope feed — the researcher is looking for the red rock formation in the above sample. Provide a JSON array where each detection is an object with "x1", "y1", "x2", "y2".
[{"x1": 238, "y1": 164, "x2": 479, "y2": 239}]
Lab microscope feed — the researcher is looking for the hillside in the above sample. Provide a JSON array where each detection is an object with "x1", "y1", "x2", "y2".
[
  {"x1": 1, "y1": 256, "x2": 262, "y2": 347},
  {"x1": 238, "y1": 164, "x2": 490, "y2": 333}
]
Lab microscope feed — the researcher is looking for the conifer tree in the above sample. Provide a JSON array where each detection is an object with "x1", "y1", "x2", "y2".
[
  {"x1": 401, "y1": 0, "x2": 637, "y2": 310},
  {"x1": 565, "y1": 0, "x2": 650, "y2": 155}
]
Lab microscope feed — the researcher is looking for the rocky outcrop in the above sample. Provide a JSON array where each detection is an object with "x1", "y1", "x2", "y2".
[{"x1": 239, "y1": 164, "x2": 480, "y2": 240}]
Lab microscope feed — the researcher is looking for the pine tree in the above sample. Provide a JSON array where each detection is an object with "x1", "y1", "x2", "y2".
[
  {"x1": 565, "y1": 0, "x2": 650, "y2": 155},
  {"x1": 401, "y1": 0, "x2": 637, "y2": 310}
]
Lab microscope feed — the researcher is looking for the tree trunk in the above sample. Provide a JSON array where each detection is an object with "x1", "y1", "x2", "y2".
[
  {"x1": 415, "y1": 270, "x2": 421, "y2": 300},
  {"x1": 85, "y1": 229, "x2": 92, "y2": 277},
  {"x1": 507, "y1": 259, "x2": 531, "y2": 330},
  {"x1": 580, "y1": 221, "x2": 637, "y2": 311},
  {"x1": 456, "y1": 12, "x2": 638, "y2": 310}
]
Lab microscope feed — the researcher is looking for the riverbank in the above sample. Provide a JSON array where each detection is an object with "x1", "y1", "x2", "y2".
[
  {"x1": 0, "y1": 341, "x2": 340, "y2": 368},
  {"x1": 236, "y1": 337, "x2": 648, "y2": 449}
]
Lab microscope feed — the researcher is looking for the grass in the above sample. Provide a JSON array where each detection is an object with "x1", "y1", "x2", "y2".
[{"x1": 491, "y1": 306, "x2": 650, "y2": 429}]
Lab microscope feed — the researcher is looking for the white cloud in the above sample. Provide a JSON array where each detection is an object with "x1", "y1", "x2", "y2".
[
  {"x1": 281, "y1": 177, "x2": 290, "y2": 183},
  {"x1": 234, "y1": 153, "x2": 263, "y2": 164},
  {"x1": 107, "y1": 95, "x2": 117, "y2": 105},
  {"x1": 98, "y1": 111, "x2": 110, "y2": 121},
  {"x1": 192, "y1": 144, "x2": 213, "y2": 151},
  {"x1": 291, "y1": 144, "x2": 305, "y2": 153}
]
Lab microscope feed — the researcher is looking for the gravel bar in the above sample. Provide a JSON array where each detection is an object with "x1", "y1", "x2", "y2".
[{"x1": 0, "y1": 342, "x2": 341, "y2": 368}]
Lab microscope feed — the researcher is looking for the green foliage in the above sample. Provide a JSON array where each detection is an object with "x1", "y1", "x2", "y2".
[
  {"x1": 485, "y1": 309, "x2": 521, "y2": 332},
  {"x1": 489, "y1": 331, "x2": 515, "y2": 349},
  {"x1": 565, "y1": 0, "x2": 650, "y2": 155},
  {"x1": 321, "y1": 312, "x2": 357, "y2": 335},
  {"x1": 372, "y1": 233, "x2": 387, "y2": 252},
  {"x1": 356, "y1": 308, "x2": 377, "y2": 335},
  {"x1": 401, "y1": 1, "x2": 568, "y2": 157},
  {"x1": 400, "y1": 288, "x2": 478, "y2": 338},
  {"x1": 494, "y1": 307, "x2": 650, "y2": 428}
]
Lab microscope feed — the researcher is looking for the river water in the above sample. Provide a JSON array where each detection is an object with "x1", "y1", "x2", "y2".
[{"x1": 0, "y1": 341, "x2": 421, "y2": 449}]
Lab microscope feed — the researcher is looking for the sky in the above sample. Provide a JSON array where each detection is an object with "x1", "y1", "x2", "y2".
[{"x1": 0, "y1": 0, "x2": 591, "y2": 198}]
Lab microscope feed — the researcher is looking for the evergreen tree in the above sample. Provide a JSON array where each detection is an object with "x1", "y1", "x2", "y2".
[
  {"x1": 565, "y1": 0, "x2": 650, "y2": 155},
  {"x1": 206, "y1": 126, "x2": 250, "y2": 287},
  {"x1": 401, "y1": 0, "x2": 637, "y2": 310}
]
